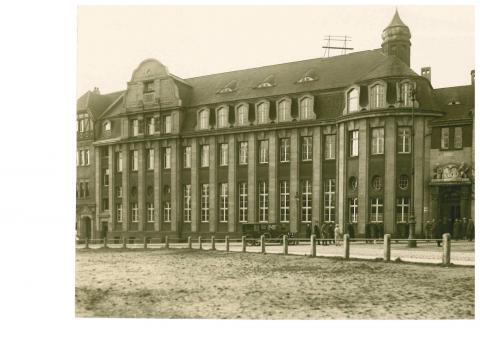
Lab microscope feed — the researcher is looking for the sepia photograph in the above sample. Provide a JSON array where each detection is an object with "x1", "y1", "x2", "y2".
[{"x1": 75, "y1": 4, "x2": 475, "y2": 321}]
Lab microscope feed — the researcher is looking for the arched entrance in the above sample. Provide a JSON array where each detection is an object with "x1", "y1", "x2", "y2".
[
  {"x1": 439, "y1": 187, "x2": 461, "y2": 235},
  {"x1": 83, "y1": 217, "x2": 92, "y2": 239}
]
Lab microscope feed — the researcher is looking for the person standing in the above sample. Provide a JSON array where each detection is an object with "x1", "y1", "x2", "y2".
[
  {"x1": 467, "y1": 218, "x2": 474, "y2": 241},
  {"x1": 314, "y1": 222, "x2": 321, "y2": 245},
  {"x1": 425, "y1": 220, "x2": 432, "y2": 239},
  {"x1": 321, "y1": 223, "x2": 329, "y2": 245},
  {"x1": 334, "y1": 224, "x2": 341, "y2": 246},
  {"x1": 453, "y1": 218, "x2": 460, "y2": 240},
  {"x1": 461, "y1": 218, "x2": 468, "y2": 240},
  {"x1": 306, "y1": 223, "x2": 312, "y2": 239}
]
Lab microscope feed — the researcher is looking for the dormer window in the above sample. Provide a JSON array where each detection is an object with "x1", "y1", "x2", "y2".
[
  {"x1": 370, "y1": 84, "x2": 385, "y2": 109},
  {"x1": 278, "y1": 100, "x2": 290, "y2": 122},
  {"x1": 199, "y1": 109, "x2": 209, "y2": 130},
  {"x1": 218, "y1": 80, "x2": 238, "y2": 94},
  {"x1": 219, "y1": 87, "x2": 233, "y2": 93},
  {"x1": 256, "y1": 75, "x2": 275, "y2": 89},
  {"x1": 400, "y1": 82, "x2": 413, "y2": 107},
  {"x1": 217, "y1": 107, "x2": 229, "y2": 128},
  {"x1": 297, "y1": 69, "x2": 317, "y2": 83},
  {"x1": 103, "y1": 121, "x2": 111, "y2": 132},
  {"x1": 258, "y1": 82, "x2": 273, "y2": 88},
  {"x1": 448, "y1": 101, "x2": 461, "y2": 105},
  {"x1": 144, "y1": 81, "x2": 154, "y2": 93},
  {"x1": 347, "y1": 88, "x2": 359, "y2": 113},
  {"x1": 300, "y1": 97, "x2": 313, "y2": 120},
  {"x1": 257, "y1": 102, "x2": 268, "y2": 124},
  {"x1": 237, "y1": 104, "x2": 248, "y2": 126}
]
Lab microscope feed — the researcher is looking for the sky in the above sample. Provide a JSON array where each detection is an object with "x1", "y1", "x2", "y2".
[{"x1": 78, "y1": 5, "x2": 475, "y2": 96}]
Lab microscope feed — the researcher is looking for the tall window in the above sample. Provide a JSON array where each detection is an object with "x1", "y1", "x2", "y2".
[
  {"x1": 400, "y1": 82, "x2": 413, "y2": 107},
  {"x1": 278, "y1": 100, "x2": 289, "y2": 122},
  {"x1": 238, "y1": 105, "x2": 248, "y2": 126},
  {"x1": 454, "y1": 127, "x2": 463, "y2": 149},
  {"x1": 219, "y1": 183, "x2": 228, "y2": 223},
  {"x1": 239, "y1": 142, "x2": 248, "y2": 165},
  {"x1": 370, "y1": 84, "x2": 385, "y2": 109},
  {"x1": 280, "y1": 181, "x2": 290, "y2": 223},
  {"x1": 201, "y1": 145, "x2": 209, "y2": 167},
  {"x1": 184, "y1": 185, "x2": 192, "y2": 222},
  {"x1": 349, "y1": 197, "x2": 358, "y2": 223},
  {"x1": 78, "y1": 183, "x2": 84, "y2": 198},
  {"x1": 350, "y1": 130, "x2": 359, "y2": 157},
  {"x1": 396, "y1": 197, "x2": 409, "y2": 223},
  {"x1": 302, "y1": 137, "x2": 312, "y2": 161},
  {"x1": 300, "y1": 97, "x2": 313, "y2": 119},
  {"x1": 131, "y1": 202, "x2": 138, "y2": 222},
  {"x1": 199, "y1": 109, "x2": 209, "y2": 129},
  {"x1": 132, "y1": 119, "x2": 139, "y2": 136},
  {"x1": 217, "y1": 107, "x2": 229, "y2": 128},
  {"x1": 84, "y1": 182, "x2": 89, "y2": 197},
  {"x1": 147, "y1": 148, "x2": 154, "y2": 170},
  {"x1": 219, "y1": 143, "x2": 228, "y2": 166},
  {"x1": 116, "y1": 152, "x2": 123, "y2": 172},
  {"x1": 147, "y1": 117, "x2": 155, "y2": 135},
  {"x1": 441, "y1": 127, "x2": 449, "y2": 150},
  {"x1": 116, "y1": 204, "x2": 123, "y2": 222},
  {"x1": 370, "y1": 198, "x2": 384, "y2": 223},
  {"x1": 163, "y1": 147, "x2": 171, "y2": 169},
  {"x1": 301, "y1": 180, "x2": 312, "y2": 222},
  {"x1": 347, "y1": 88, "x2": 359, "y2": 113},
  {"x1": 85, "y1": 150, "x2": 90, "y2": 166},
  {"x1": 131, "y1": 150, "x2": 138, "y2": 171},
  {"x1": 397, "y1": 127, "x2": 411, "y2": 153},
  {"x1": 257, "y1": 102, "x2": 268, "y2": 124},
  {"x1": 184, "y1": 146, "x2": 191, "y2": 168},
  {"x1": 258, "y1": 181, "x2": 269, "y2": 222},
  {"x1": 371, "y1": 128, "x2": 384, "y2": 155},
  {"x1": 163, "y1": 115, "x2": 172, "y2": 134},
  {"x1": 103, "y1": 169, "x2": 109, "y2": 186},
  {"x1": 201, "y1": 184, "x2": 209, "y2": 222},
  {"x1": 325, "y1": 135, "x2": 336, "y2": 160},
  {"x1": 239, "y1": 183, "x2": 248, "y2": 223},
  {"x1": 147, "y1": 203, "x2": 154, "y2": 222},
  {"x1": 116, "y1": 185, "x2": 123, "y2": 198},
  {"x1": 259, "y1": 140, "x2": 269, "y2": 164},
  {"x1": 163, "y1": 201, "x2": 171, "y2": 222},
  {"x1": 280, "y1": 138, "x2": 290, "y2": 163},
  {"x1": 324, "y1": 179, "x2": 336, "y2": 223}
]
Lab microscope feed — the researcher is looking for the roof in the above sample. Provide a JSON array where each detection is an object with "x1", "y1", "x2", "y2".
[
  {"x1": 385, "y1": 9, "x2": 408, "y2": 28},
  {"x1": 433, "y1": 85, "x2": 474, "y2": 122},
  {"x1": 357, "y1": 55, "x2": 418, "y2": 82},
  {"x1": 76, "y1": 90, "x2": 124, "y2": 118},
  {"x1": 184, "y1": 49, "x2": 394, "y2": 107}
]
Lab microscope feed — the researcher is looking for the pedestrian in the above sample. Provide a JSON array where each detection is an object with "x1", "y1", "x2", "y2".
[
  {"x1": 328, "y1": 223, "x2": 335, "y2": 245},
  {"x1": 453, "y1": 218, "x2": 460, "y2": 240},
  {"x1": 434, "y1": 218, "x2": 443, "y2": 247},
  {"x1": 321, "y1": 223, "x2": 329, "y2": 245},
  {"x1": 334, "y1": 224, "x2": 341, "y2": 246},
  {"x1": 306, "y1": 223, "x2": 312, "y2": 239},
  {"x1": 347, "y1": 222, "x2": 355, "y2": 239},
  {"x1": 425, "y1": 220, "x2": 432, "y2": 239},
  {"x1": 461, "y1": 218, "x2": 468, "y2": 240},
  {"x1": 314, "y1": 222, "x2": 321, "y2": 245},
  {"x1": 467, "y1": 218, "x2": 474, "y2": 241}
]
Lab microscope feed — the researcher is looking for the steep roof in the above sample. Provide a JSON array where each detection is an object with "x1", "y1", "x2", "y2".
[
  {"x1": 433, "y1": 85, "x2": 474, "y2": 122},
  {"x1": 184, "y1": 49, "x2": 392, "y2": 107},
  {"x1": 76, "y1": 90, "x2": 124, "y2": 118},
  {"x1": 385, "y1": 9, "x2": 408, "y2": 28},
  {"x1": 357, "y1": 55, "x2": 418, "y2": 82}
]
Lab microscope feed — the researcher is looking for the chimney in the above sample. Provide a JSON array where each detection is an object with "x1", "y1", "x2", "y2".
[
  {"x1": 471, "y1": 70, "x2": 475, "y2": 85},
  {"x1": 93, "y1": 87, "x2": 100, "y2": 94},
  {"x1": 421, "y1": 67, "x2": 431, "y2": 82}
]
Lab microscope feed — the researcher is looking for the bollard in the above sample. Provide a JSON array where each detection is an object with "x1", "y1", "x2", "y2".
[
  {"x1": 122, "y1": 237, "x2": 126, "y2": 249},
  {"x1": 85, "y1": 237, "x2": 89, "y2": 249},
  {"x1": 225, "y1": 236, "x2": 230, "y2": 252},
  {"x1": 310, "y1": 235, "x2": 316, "y2": 257},
  {"x1": 143, "y1": 237, "x2": 147, "y2": 249},
  {"x1": 343, "y1": 234, "x2": 350, "y2": 259},
  {"x1": 103, "y1": 237, "x2": 107, "y2": 249},
  {"x1": 442, "y1": 233, "x2": 451, "y2": 265},
  {"x1": 283, "y1": 235, "x2": 288, "y2": 255},
  {"x1": 383, "y1": 234, "x2": 391, "y2": 262},
  {"x1": 241, "y1": 236, "x2": 246, "y2": 252},
  {"x1": 260, "y1": 235, "x2": 265, "y2": 253},
  {"x1": 165, "y1": 236, "x2": 169, "y2": 249},
  {"x1": 211, "y1": 236, "x2": 216, "y2": 250},
  {"x1": 198, "y1": 236, "x2": 202, "y2": 250},
  {"x1": 187, "y1": 236, "x2": 192, "y2": 249}
]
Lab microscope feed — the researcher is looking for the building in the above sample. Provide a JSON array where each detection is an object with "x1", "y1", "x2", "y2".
[{"x1": 76, "y1": 10, "x2": 474, "y2": 241}]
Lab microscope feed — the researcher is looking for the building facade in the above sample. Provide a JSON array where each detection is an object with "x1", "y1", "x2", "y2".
[{"x1": 76, "y1": 10, "x2": 474, "y2": 241}]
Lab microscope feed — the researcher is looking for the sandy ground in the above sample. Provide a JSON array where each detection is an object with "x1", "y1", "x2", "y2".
[{"x1": 76, "y1": 248, "x2": 474, "y2": 319}]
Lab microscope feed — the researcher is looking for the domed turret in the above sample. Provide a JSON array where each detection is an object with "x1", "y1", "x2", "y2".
[{"x1": 381, "y1": 9, "x2": 411, "y2": 66}]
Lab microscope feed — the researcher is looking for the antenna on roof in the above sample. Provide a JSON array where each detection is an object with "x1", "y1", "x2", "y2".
[{"x1": 322, "y1": 35, "x2": 353, "y2": 57}]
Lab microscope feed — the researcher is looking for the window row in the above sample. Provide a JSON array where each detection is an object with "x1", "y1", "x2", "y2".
[
  {"x1": 76, "y1": 181, "x2": 90, "y2": 198},
  {"x1": 77, "y1": 113, "x2": 92, "y2": 133},
  {"x1": 440, "y1": 127, "x2": 463, "y2": 150},
  {"x1": 347, "y1": 197, "x2": 410, "y2": 224},
  {"x1": 128, "y1": 115, "x2": 172, "y2": 136},
  {"x1": 76, "y1": 149, "x2": 90, "y2": 166}
]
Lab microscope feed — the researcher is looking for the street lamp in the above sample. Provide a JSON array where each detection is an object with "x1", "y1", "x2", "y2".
[{"x1": 408, "y1": 86, "x2": 417, "y2": 248}]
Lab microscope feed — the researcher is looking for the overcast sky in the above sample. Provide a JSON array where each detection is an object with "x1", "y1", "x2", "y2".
[{"x1": 77, "y1": 5, "x2": 474, "y2": 96}]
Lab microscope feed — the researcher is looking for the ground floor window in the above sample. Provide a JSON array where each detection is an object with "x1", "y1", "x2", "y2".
[
  {"x1": 396, "y1": 197, "x2": 410, "y2": 223},
  {"x1": 370, "y1": 197, "x2": 383, "y2": 223},
  {"x1": 239, "y1": 182, "x2": 248, "y2": 223},
  {"x1": 301, "y1": 180, "x2": 312, "y2": 222},
  {"x1": 349, "y1": 197, "x2": 358, "y2": 223},
  {"x1": 258, "y1": 181, "x2": 268, "y2": 222}
]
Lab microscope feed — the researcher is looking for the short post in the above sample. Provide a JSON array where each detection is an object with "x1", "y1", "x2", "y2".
[
  {"x1": 143, "y1": 237, "x2": 147, "y2": 249},
  {"x1": 383, "y1": 234, "x2": 391, "y2": 262},
  {"x1": 187, "y1": 236, "x2": 192, "y2": 249},
  {"x1": 165, "y1": 236, "x2": 169, "y2": 249},
  {"x1": 198, "y1": 236, "x2": 202, "y2": 250},
  {"x1": 103, "y1": 237, "x2": 107, "y2": 249},
  {"x1": 211, "y1": 236, "x2": 216, "y2": 250},
  {"x1": 241, "y1": 236, "x2": 246, "y2": 252},
  {"x1": 343, "y1": 234, "x2": 350, "y2": 259},
  {"x1": 283, "y1": 235, "x2": 288, "y2": 255},
  {"x1": 260, "y1": 235, "x2": 265, "y2": 253},
  {"x1": 225, "y1": 236, "x2": 230, "y2": 252},
  {"x1": 310, "y1": 234, "x2": 316, "y2": 257},
  {"x1": 122, "y1": 237, "x2": 126, "y2": 249},
  {"x1": 85, "y1": 237, "x2": 89, "y2": 249},
  {"x1": 442, "y1": 233, "x2": 451, "y2": 265}
]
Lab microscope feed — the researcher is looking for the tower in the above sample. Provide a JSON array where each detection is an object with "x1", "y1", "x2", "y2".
[{"x1": 381, "y1": 9, "x2": 411, "y2": 66}]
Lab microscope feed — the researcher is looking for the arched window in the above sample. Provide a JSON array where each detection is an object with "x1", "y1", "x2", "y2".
[
  {"x1": 103, "y1": 121, "x2": 111, "y2": 132},
  {"x1": 300, "y1": 97, "x2": 313, "y2": 119},
  {"x1": 278, "y1": 100, "x2": 289, "y2": 122},
  {"x1": 199, "y1": 109, "x2": 209, "y2": 130},
  {"x1": 257, "y1": 102, "x2": 268, "y2": 124},
  {"x1": 370, "y1": 84, "x2": 385, "y2": 109},
  {"x1": 347, "y1": 88, "x2": 359, "y2": 113},
  {"x1": 237, "y1": 104, "x2": 248, "y2": 126},
  {"x1": 217, "y1": 107, "x2": 228, "y2": 128},
  {"x1": 400, "y1": 82, "x2": 413, "y2": 107}
]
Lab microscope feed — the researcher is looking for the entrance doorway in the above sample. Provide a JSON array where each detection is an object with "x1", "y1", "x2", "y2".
[
  {"x1": 439, "y1": 187, "x2": 461, "y2": 235},
  {"x1": 83, "y1": 217, "x2": 92, "y2": 239}
]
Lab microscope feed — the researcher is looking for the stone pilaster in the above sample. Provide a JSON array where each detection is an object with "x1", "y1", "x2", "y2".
[
  {"x1": 108, "y1": 145, "x2": 115, "y2": 231},
  {"x1": 121, "y1": 144, "x2": 129, "y2": 232},
  {"x1": 357, "y1": 119, "x2": 368, "y2": 236},
  {"x1": 138, "y1": 146, "x2": 145, "y2": 231},
  {"x1": 154, "y1": 141, "x2": 161, "y2": 231},
  {"x1": 227, "y1": 135, "x2": 236, "y2": 232},
  {"x1": 170, "y1": 140, "x2": 179, "y2": 233},
  {"x1": 430, "y1": 185, "x2": 439, "y2": 222},
  {"x1": 384, "y1": 117, "x2": 396, "y2": 235},
  {"x1": 191, "y1": 139, "x2": 199, "y2": 232},
  {"x1": 337, "y1": 123, "x2": 346, "y2": 233},
  {"x1": 95, "y1": 147, "x2": 101, "y2": 236},
  {"x1": 289, "y1": 129, "x2": 299, "y2": 233},
  {"x1": 247, "y1": 133, "x2": 257, "y2": 223},
  {"x1": 268, "y1": 132, "x2": 278, "y2": 223},
  {"x1": 209, "y1": 137, "x2": 217, "y2": 232},
  {"x1": 413, "y1": 117, "x2": 425, "y2": 235},
  {"x1": 312, "y1": 127, "x2": 322, "y2": 225}
]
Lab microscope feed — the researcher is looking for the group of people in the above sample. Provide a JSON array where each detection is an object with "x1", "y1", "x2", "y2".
[
  {"x1": 306, "y1": 222, "x2": 342, "y2": 246},
  {"x1": 425, "y1": 217, "x2": 475, "y2": 241}
]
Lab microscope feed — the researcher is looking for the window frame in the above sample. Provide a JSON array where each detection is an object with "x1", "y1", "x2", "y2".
[
  {"x1": 349, "y1": 130, "x2": 359, "y2": 157},
  {"x1": 371, "y1": 127, "x2": 385, "y2": 155},
  {"x1": 370, "y1": 197, "x2": 384, "y2": 223},
  {"x1": 217, "y1": 106, "x2": 229, "y2": 128},
  {"x1": 219, "y1": 143, "x2": 229, "y2": 167},
  {"x1": 347, "y1": 88, "x2": 359, "y2": 113},
  {"x1": 299, "y1": 96, "x2": 313, "y2": 120},
  {"x1": 397, "y1": 127, "x2": 411, "y2": 154},
  {"x1": 258, "y1": 181, "x2": 269, "y2": 223},
  {"x1": 200, "y1": 145, "x2": 210, "y2": 168},
  {"x1": 183, "y1": 146, "x2": 192, "y2": 168},
  {"x1": 239, "y1": 141, "x2": 248, "y2": 165},
  {"x1": 256, "y1": 101, "x2": 269, "y2": 124},
  {"x1": 201, "y1": 184, "x2": 209, "y2": 222},
  {"x1": 239, "y1": 182, "x2": 248, "y2": 223},
  {"x1": 324, "y1": 179, "x2": 336, "y2": 223},
  {"x1": 237, "y1": 104, "x2": 248, "y2": 126},
  {"x1": 259, "y1": 140, "x2": 269, "y2": 164},
  {"x1": 279, "y1": 180, "x2": 290, "y2": 223},
  {"x1": 199, "y1": 109, "x2": 209, "y2": 130},
  {"x1": 369, "y1": 83, "x2": 386, "y2": 109},
  {"x1": 325, "y1": 134, "x2": 336, "y2": 160},
  {"x1": 184, "y1": 185, "x2": 192, "y2": 223},
  {"x1": 163, "y1": 147, "x2": 171, "y2": 169},
  {"x1": 301, "y1": 136, "x2": 313, "y2": 161},
  {"x1": 301, "y1": 180, "x2": 312, "y2": 223},
  {"x1": 440, "y1": 127, "x2": 450, "y2": 150},
  {"x1": 219, "y1": 183, "x2": 228, "y2": 223},
  {"x1": 279, "y1": 138, "x2": 290, "y2": 163}
]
